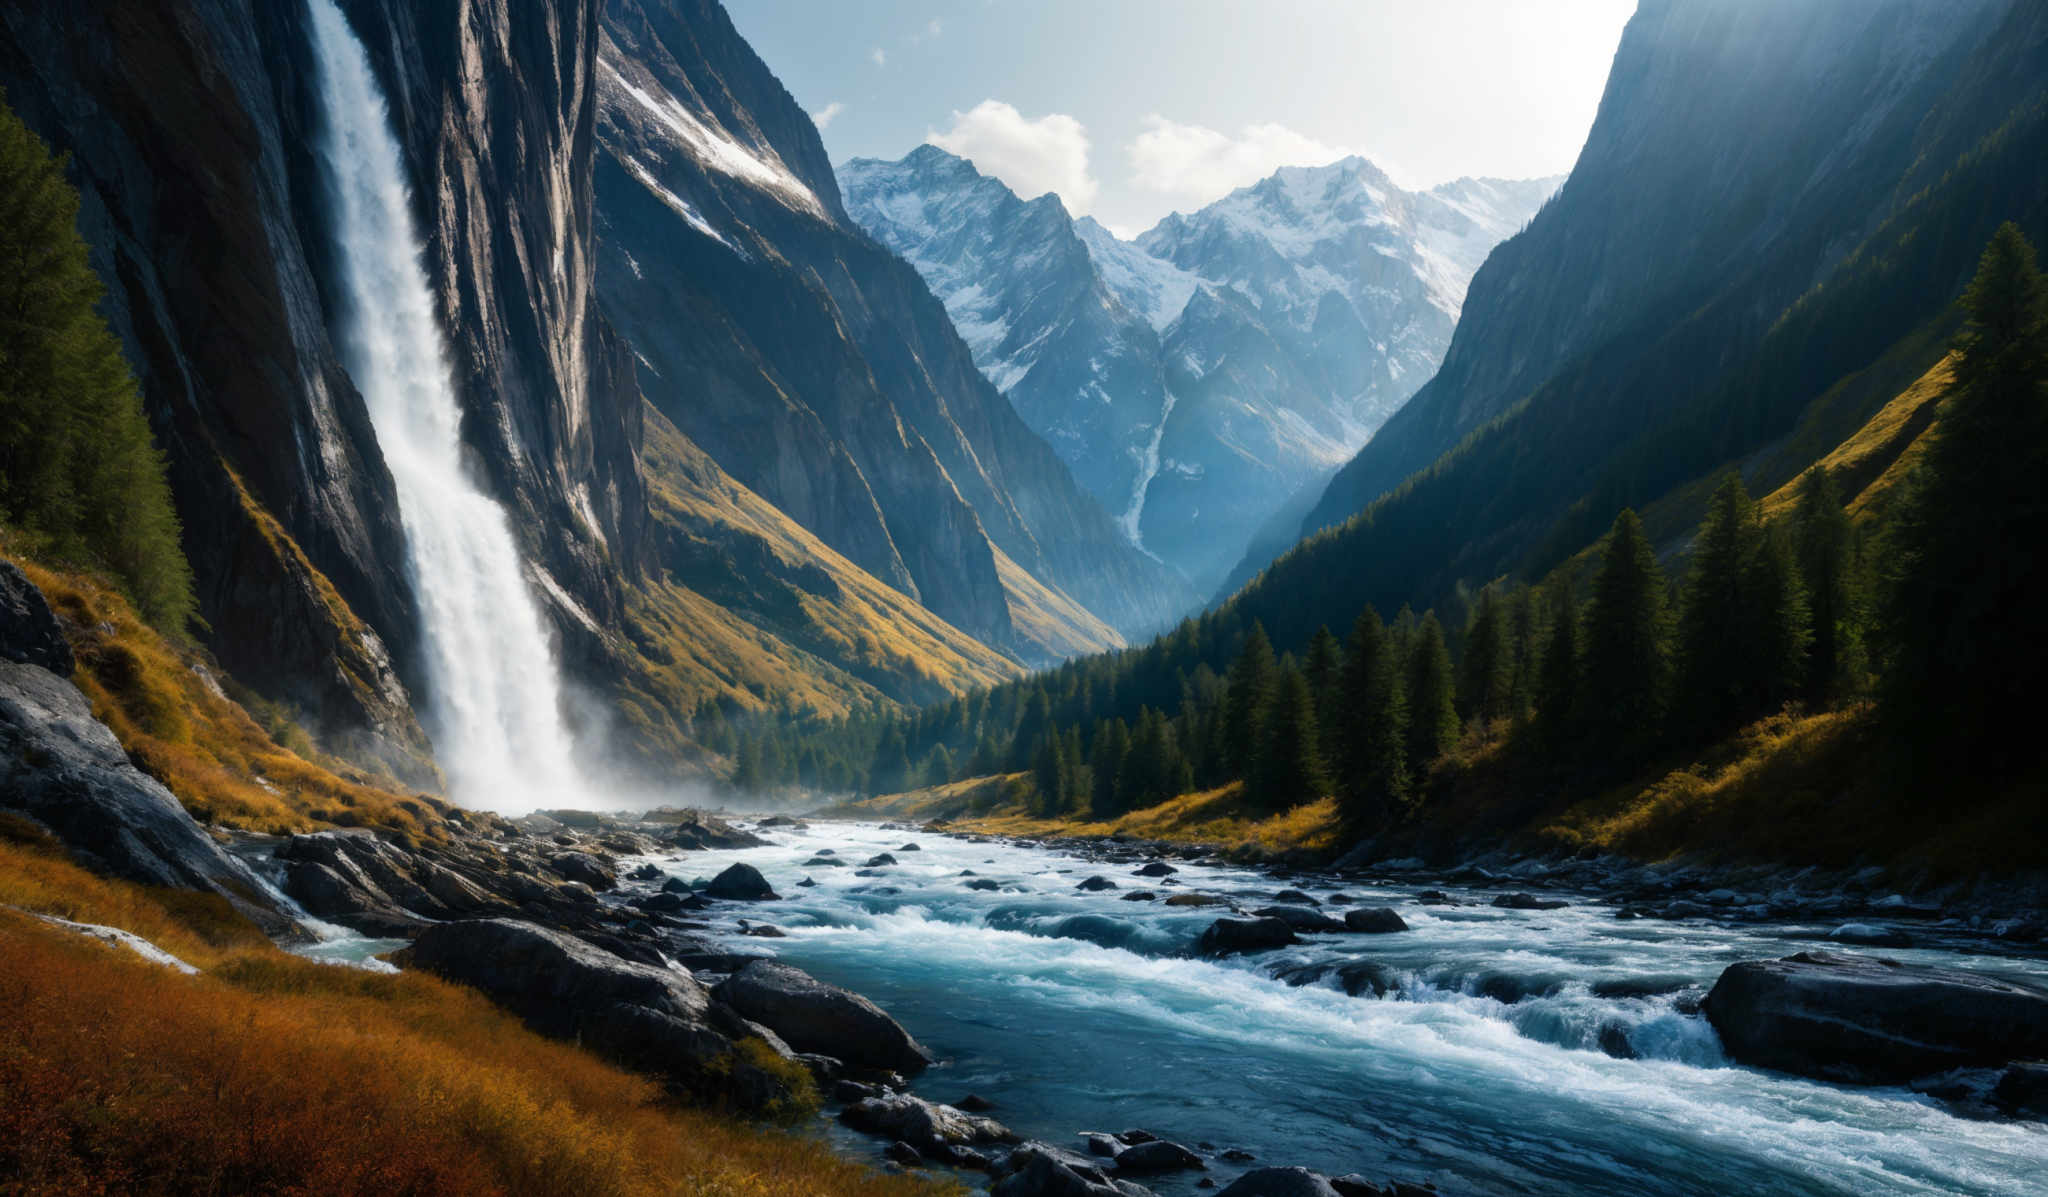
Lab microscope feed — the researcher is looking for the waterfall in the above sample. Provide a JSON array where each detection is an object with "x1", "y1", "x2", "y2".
[{"x1": 306, "y1": 0, "x2": 578, "y2": 812}]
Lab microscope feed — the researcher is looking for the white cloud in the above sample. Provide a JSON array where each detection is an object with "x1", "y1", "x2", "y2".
[
  {"x1": 928, "y1": 100, "x2": 1098, "y2": 215},
  {"x1": 910, "y1": 18, "x2": 943, "y2": 44},
  {"x1": 870, "y1": 47, "x2": 886, "y2": 67},
  {"x1": 1127, "y1": 116, "x2": 1356, "y2": 211},
  {"x1": 811, "y1": 101, "x2": 846, "y2": 130}
]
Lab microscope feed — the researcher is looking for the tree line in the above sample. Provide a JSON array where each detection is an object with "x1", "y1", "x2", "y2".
[
  {"x1": 737, "y1": 225, "x2": 2042, "y2": 821},
  {"x1": 0, "y1": 93, "x2": 191, "y2": 629}
]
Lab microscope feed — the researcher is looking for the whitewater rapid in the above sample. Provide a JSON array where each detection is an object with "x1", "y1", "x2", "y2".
[
  {"x1": 307, "y1": 0, "x2": 579, "y2": 811},
  {"x1": 636, "y1": 823, "x2": 2048, "y2": 1196}
]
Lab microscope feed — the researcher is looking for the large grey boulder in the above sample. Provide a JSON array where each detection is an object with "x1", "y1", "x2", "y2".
[
  {"x1": 1216, "y1": 1166, "x2": 1342, "y2": 1196},
  {"x1": 1251, "y1": 905, "x2": 1346, "y2": 932},
  {"x1": 0, "y1": 661, "x2": 280, "y2": 921},
  {"x1": 1344, "y1": 908, "x2": 1409, "y2": 934},
  {"x1": 837, "y1": 1092, "x2": 1016, "y2": 1153},
  {"x1": 1197, "y1": 916, "x2": 1299, "y2": 956},
  {"x1": 713, "y1": 959, "x2": 933, "y2": 1073},
  {"x1": 402, "y1": 918, "x2": 802, "y2": 1112},
  {"x1": 1702, "y1": 950, "x2": 2048, "y2": 1084},
  {"x1": 0, "y1": 560, "x2": 72, "y2": 675},
  {"x1": 704, "y1": 861, "x2": 779, "y2": 900},
  {"x1": 279, "y1": 829, "x2": 511, "y2": 926},
  {"x1": 993, "y1": 1142, "x2": 1155, "y2": 1197}
]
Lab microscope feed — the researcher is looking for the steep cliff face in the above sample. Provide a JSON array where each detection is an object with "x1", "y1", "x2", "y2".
[
  {"x1": 0, "y1": 0, "x2": 644, "y2": 778},
  {"x1": 592, "y1": 0, "x2": 1190, "y2": 659},
  {"x1": 1301, "y1": 0, "x2": 2012, "y2": 538}
]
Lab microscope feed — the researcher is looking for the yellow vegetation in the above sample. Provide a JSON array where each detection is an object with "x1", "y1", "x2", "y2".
[
  {"x1": 0, "y1": 830, "x2": 956, "y2": 1197},
  {"x1": 9, "y1": 553, "x2": 449, "y2": 842},
  {"x1": 989, "y1": 546, "x2": 1122, "y2": 662},
  {"x1": 820, "y1": 773, "x2": 1029, "y2": 823},
  {"x1": 1758, "y1": 353, "x2": 1954, "y2": 523}
]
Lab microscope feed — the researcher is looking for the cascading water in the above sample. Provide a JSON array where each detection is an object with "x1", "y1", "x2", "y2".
[{"x1": 306, "y1": 0, "x2": 578, "y2": 811}]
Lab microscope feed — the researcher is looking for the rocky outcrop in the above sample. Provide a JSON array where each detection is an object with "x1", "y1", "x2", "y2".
[
  {"x1": 992, "y1": 1142, "x2": 1154, "y2": 1197},
  {"x1": 0, "y1": 561, "x2": 72, "y2": 675},
  {"x1": 1702, "y1": 950, "x2": 2048, "y2": 1084},
  {"x1": 0, "y1": 661, "x2": 284, "y2": 924},
  {"x1": 1343, "y1": 908, "x2": 1408, "y2": 934},
  {"x1": 1216, "y1": 1167, "x2": 1341, "y2": 1197},
  {"x1": 703, "y1": 863, "x2": 778, "y2": 901},
  {"x1": 1196, "y1": 917, "x2": 1299, "y2": 956},
  {"x1": 401, "y1": 918, "x2": 801, "y2": 1111},
  {"x1": 837, "y1": 1093, "x2": 1016, "y2": 1155},
  {"x1": 712, "y1": 960, "x2": 933, "y2": 1074}
]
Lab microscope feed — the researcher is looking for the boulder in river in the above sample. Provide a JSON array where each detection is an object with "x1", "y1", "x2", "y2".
[
  {"x1": 548, "y1": 851, "x2": 616, "y2": 891},
  {"x1": 1122, "y1": 890, "x2": 1158, "y2": 902},
  {"x1": 1828, "y1": 922, "x2": 1911, "y2": 948},
  {"x1": 1701, "y1": 950, "x2": 2048, "y2": 1084},
  {"x1": 1077, "y1": 875, "x2": 1119, "y2": 891},
  {"x1": 1134, "y1": 861, "x2": 1178, "y2": 877},
  {"x1": 1164, "y1": 892, "x2": 1230, "y2": 907},
  {"x1": 838, "y1": 1092, "x2": 1016, "y2": 1152},
  {"x1": 1273, "y1": 889, "x2": 1320, "y2": 906},
  {"x1": 965, "y1": 878, "x2": 1001, "y2": 891},
  {"x1": 714, "y1": 959, "x2": 934, "y2": 1073},
  {"x1": 704, "y1": 862, "x2": 778, "y2": 900},
  {"x1": 1197, "y1": 917, "x2": 1299, "y2": 956},
  {"x1": 992, "y1": 1142, "x2": 1151, "y2": 1197},
  {"x1": 400, "y1": 918, "x2": 800, "y2": 1112},
  {"x1": 1492, "y1": 892, "x2": 1567, "y2": 910},
  {"x1": 1252, "y1": 905, "x2": 1346, "y2": 932},
  {"x1": 1113, "y1": 1140, "x2": 1204, "y2": 1173},
  {"x1": 1344, "y1": 908, "x2": 1408, "y2": 934},
  {"x1": 864, "y1": 853, "x2": 898, "y2": 867},
  {"x1": 1217, "y1": 1166, "x2": 1341, "y2": 1196}
]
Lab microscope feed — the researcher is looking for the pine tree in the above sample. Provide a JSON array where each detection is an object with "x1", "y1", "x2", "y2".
[
  {"x1": 1336, "y1": 607, "x2": 1409, "y2": 829},
  {"x1": 1304, "y1": 625, "x2": 1343, "y2": 744},
  {"x1": 1223, "y1": 622, "x2": 1277, "y2": 781},
  {"x1": 1062, "y1": 725, "x2": 1088, "y2": 811},
  {"x1": 925, "y1": 744, "x2": 954, "y2": 786},
  {"x1": 1580, "y1": 508, "x2": 1669, "y2": 760},
  {"x1": 1881, "y1": 223, "x2": 2048, "y2": 769},
  {"x1": 1792, "y1": 466, "x2": 1857, "y2": 706},
  {"x1": 869, "y1": 726, "x2": 912, "y2": 795},
  {"x1": 1404, "y1": 611, "x2": 1460, "y2": 775},
  {"x1": 1458, "y1": 585, "x2": 1513, "y2": 732},
  {"x1": 1032, "y1": 731, "x2": 1067, "y2": 815},
  {"x1": 0, "y1": 95, "x2": 192, "y2": 628},
  {"x1": 1675, "y1": 475, "x2": 1760, "y2": 735},
  {"x1": 1534, "y1": 582, "x2": 1580, "y2": 754},
  {"x1": 1010, "y1": 688, "x2": 1052, "y2": 771},
  {"x1": 1090, "y1": 718, "x2": 1130, "y2": 819},
  {"x1": 1254, "y1": 662, "x2": 1329, "y2": 811}
]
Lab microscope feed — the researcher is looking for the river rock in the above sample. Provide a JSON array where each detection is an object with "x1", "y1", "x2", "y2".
[
  {"x1": 1252, "y1": 905, "x2": 1346, "y2": 932},
  {"x1": 1492, "y1": 892, "x2": 1568, "y2": 910},
  {"x1": 704, "y1": 862, "x2": 778, "y2": 900},
  {"x1": 664, "y1": 811, "x2": 768, "y2": 850},
  {"x1": 900, "y1": 842, "x2": 921, "y2": 851},
  {"x1": 1078, "y1": 875, "x2": 1119, "y2": 891},
  {"x1": 1135, "y1": 861, "x2": 1178, "y2": 877},
  {"x1": 993, "y1": 1142, "x2": 1154, "y2": 1197},
  {"x1": 864, "y1": 853, "x2": 898, "y2": 867},
  {"x1": 0, "y1": 661, "x2": 282, "y2": 920},
  {"x1": 885, "y1": 1140, "x2": 924, "y2": 1167},
  {"x1": 1217, "y1": 1166, "x2": 1341, "y2": 1196},
  {"x1": 1828, "y1": 922, "x2": 1911, "y2": 947},
  {"x1": 1114, "y1": 1140, "x2": 1204, "y2": 1173},
  {"x1": 838, "y1": 1092, "x2": 1016, "y2": 1152},
  {"x1": 627, "y1": 862, "x2": 665, "y2": 881},
  {"x1": 1197, "y1": 917, "x2": 1299, "y2": 956},
  {"x1": 549, "y1": 851, "x2": 616, "y2": 891},
  {"x1": 1164, "y1": 892, "x2": 1229, "y2": 907},
  {"x1": 401, "y1": 918, "x2": 799, "y2": 1111},
  {"x1": 1273, "y1": 889, "x2": 1320, "y2": 906},
  {"x1": 1122, "y1": 890, "x2": 1159, "y2": 901},
  {"x1": 1702, "y1": 950, "x2": 2048, "y2": 1084},
  {"x1": 957, "y1": 1093, "x2": 997, "y2": 1112},
  {"x1": 966, "y1": 878, "x2": 1001, "y2": 891},
  {"x1": 1994, "y1": 1061, "x2": 2048, "y2": 1119},
  {"x1": 806, "y1": 856, "x2": 847, "y2": 867},
  {"x1": 713, "y1": 959, "x2": 934, "y2": 1073},
  {"x1": 1344, "y1": 908, "x2": 1408, "y2": 933}
]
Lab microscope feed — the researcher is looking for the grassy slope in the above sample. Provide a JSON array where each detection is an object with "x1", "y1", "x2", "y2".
[
  {"x1": 615, "y1": 407, "x2": 1023, "y2": 763},
  {"x1": 0, "y1": 827, "x2": 952, "y2": 1197}
]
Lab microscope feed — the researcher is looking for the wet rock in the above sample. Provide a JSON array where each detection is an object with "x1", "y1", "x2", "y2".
[
  {"x1": 1114, "y1": 1140, "x2": 1203, "y2": 1174},
  {"x1": 1252, "y1": 905, "x2": 1346, "y2": 932},
  {"x1": 957, "y1": 1093, "x2": 997, "y2": 1112},
  {"x1": 1702, "y1": 950, "x2": 2048, "y2": 1084},
  {"x1": 796, "y1": 877, "x2": 818, "y2": 888},
  {"x1": 1164, "y1": 892, "x2": 1230, "y2": 907},
  {"x1": 1273, "y1": 890, "x2": 1320, "y2": 906},
  {"x1": 634, "y1": 891, "x2": 689, "y2": 914},
  {"x1": 1829, "y1": 922, "x2": 1911, "y2": 948},
  {"x1": 1590, "y1": 976, "x2": 1693, "y2": 1000},
  {"x1": 1993, "y1": 1061, "x2": 2048, "y2": 1119},
  {"x1": 1077, "y1": 876, "x2": 1119, "y2": 891},
  {"x1": 966, "y1": 878, "x2": 1001, "y2": 891},
  {"x1": 834, "y1": 1079, "x2": 881, "y2": 1103},
  {"x1": 740, "y1": 923, "x2": 786, "y2": 937},
  {"x1": 1324, "y1": 893, "x2": 1354, "y2": 905},
  {"x1": 704, "y1": 862, "x2": 778, "y2": 900},
  {"x1": 714, "y1": 960, "x2": 934, "y2": 1073},
  {"x1": 661, "y1": 876, "x2": 694, "y2": 892},
  {"x1": 663, "y1": 812, "x2": 768, "y2": 850},
  {"x1": 549, "y1": 851, "x2": 617, "y2": 891},
  {"x1": 1114, "y1": 1130, "x2": 1157, "y2": 1145},
  {"x1": 400, "y1": 918, "x2": 798, "y2": 1111},
  {"x1": 1415, "y1": 891, "x2": 1456, "y2": 906},
  {"x1": 1197, "y1": 917, "x2": 1299, "y2": 956},
  {"x1": 992, "y1": 1142, "x2": 1150, "y2": 1197},
  {"x1": 839, "y1": 1092, "x2": 1016, "y2": 1152},
  {"x1": 1217, "y1": 1166, "x2": 1340, "y2": 1196},
  {"x1": 1492, "y1": 892, "x2": 1567, "y2": 911},
  {"x1": 864, "y1": 853, "x2": 898, "y2": 867},
  {"x1": 627, "y1": 862, "x2": 665, "y2": 881},
  {"x1": 1135, "y1": 861, "x2": 1178, "y2": 877},
  {"x1": 1085, "y1": 1133, "x2": 1123, "y2": 1157},
  {"x1": 1343, "y1": 908, "x2": 1408, "y2": 934},
  {"x1": 804, "y1": 855, "x2": 847, "y2": 867},
  {"x1": 1221, "y1": 1148, "x2": 1257, "y2": 1162},
  {"x1": 1597, "y1": 1022, "x2": 1637, "y2": 1060},
  {"x1": 885, "y1": 1140, "x2": 924, "y2": 1167},
  {"x1": 900, "y1": 843, "x2": 921, "y2": 851},
  {"x1": 1122, "y1": 890, "x2": 1159, "y2": 902}
]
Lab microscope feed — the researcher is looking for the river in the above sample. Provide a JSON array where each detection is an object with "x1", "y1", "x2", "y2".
[{"x1": 627, "y1": 820, "x2": 2046, "y2": 1196}]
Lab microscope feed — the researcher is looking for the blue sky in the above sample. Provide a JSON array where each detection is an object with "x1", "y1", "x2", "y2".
[{"x1": 724, "y1": 0, "x2": 1636, "y2": 237}]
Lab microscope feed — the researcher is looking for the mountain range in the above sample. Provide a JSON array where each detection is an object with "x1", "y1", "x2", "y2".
[{"x1": 841, "y1": 147, "x2": 1556, "y2": 594}]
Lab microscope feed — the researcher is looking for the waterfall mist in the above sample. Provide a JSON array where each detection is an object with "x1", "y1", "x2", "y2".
[{"x1": 307, "y1": 0, "x2": 578, "y2": 813}]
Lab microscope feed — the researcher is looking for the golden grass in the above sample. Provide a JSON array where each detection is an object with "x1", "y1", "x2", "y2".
[
  {"x1": 988, "y1": 546, "x2": 1122, "y2": 662},
  {"x1": 9, "y1": 554, "x2": 449, "y2": 841},
  {"x1": 846, "y1": 779, "x2": 1346, "y2": 857},
  {"x1": 1758, "y1": 353, "x2": 1954, "y2": 523},
  {"x1": 0, "y1": 839, "x2": 957, "y2": 1197}
]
